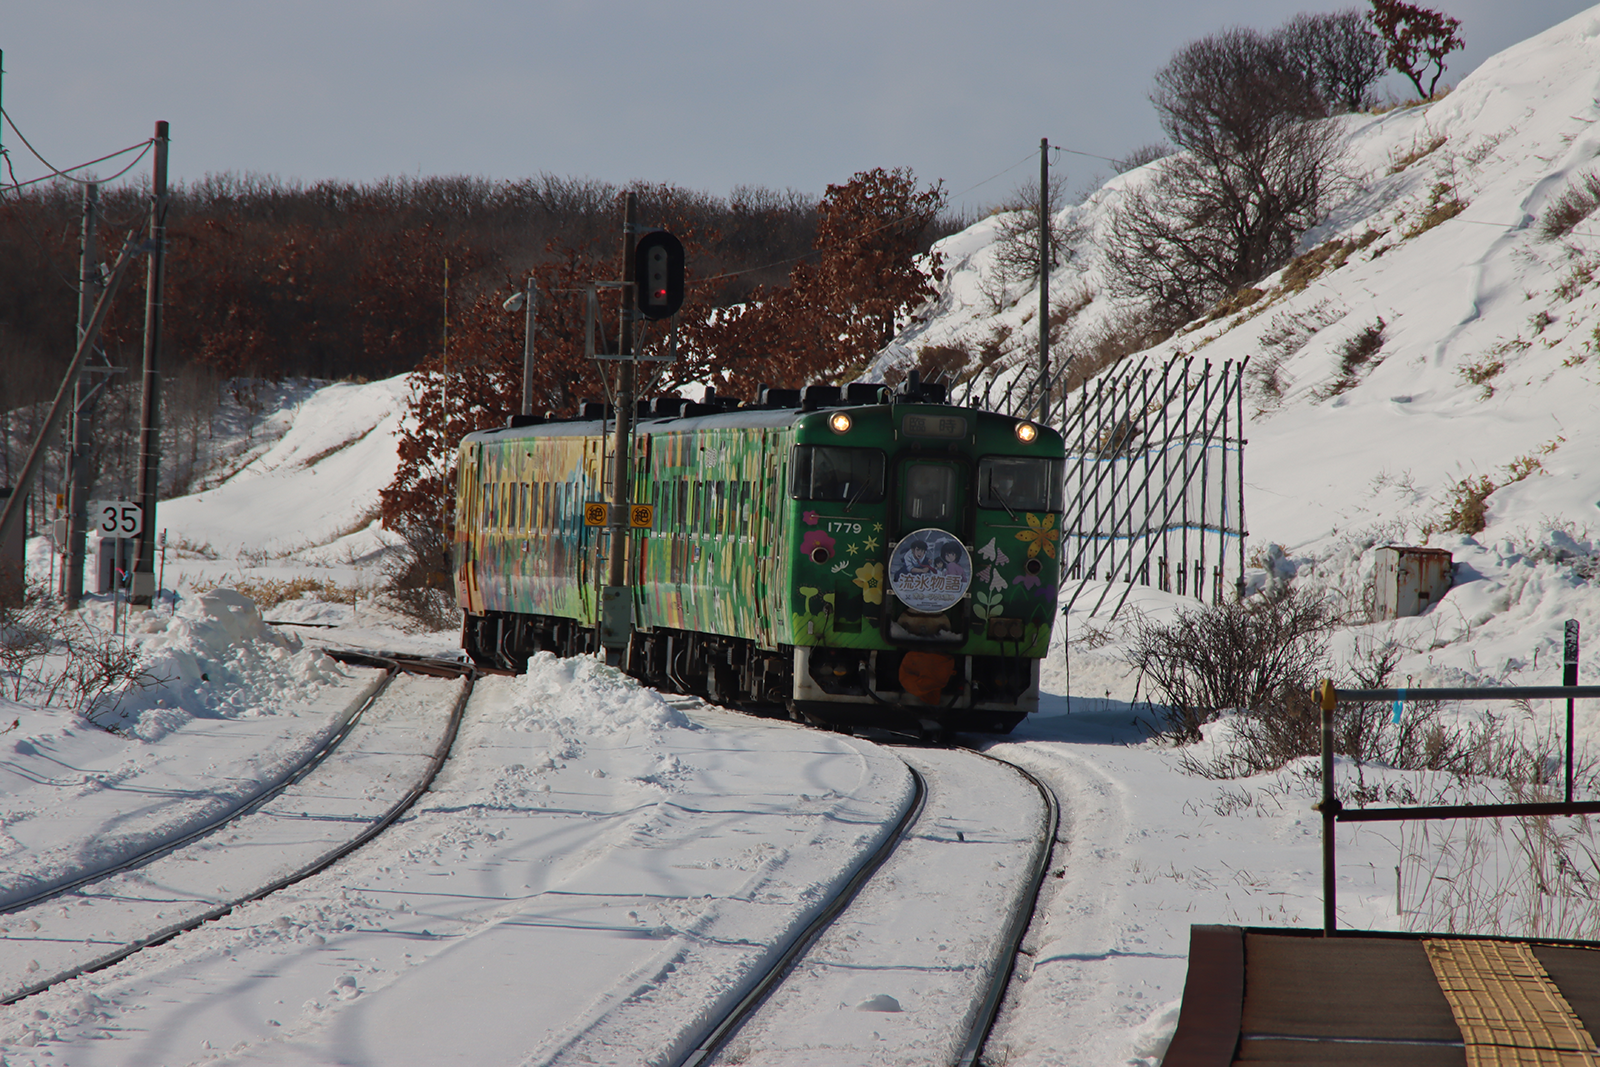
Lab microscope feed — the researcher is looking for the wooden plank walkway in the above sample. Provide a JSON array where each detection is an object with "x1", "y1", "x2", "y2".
[{"x1": 1163, "y1": 927, "x2": 1600, "y2": 1067}]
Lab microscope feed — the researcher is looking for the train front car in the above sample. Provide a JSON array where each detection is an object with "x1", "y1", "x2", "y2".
[{"x1": 785, "y1": 394, "x2": 1064, "y2": 735}]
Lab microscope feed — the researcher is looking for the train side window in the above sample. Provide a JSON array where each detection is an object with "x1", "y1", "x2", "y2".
[
  {"x1": 978, "y1": 457, "x2": 1064, "y2": 512},
  {"x1": 519, "y1": 484, "x2": 528, "y2": 530},
  {"x1": 791, "y1": 445, "x2": 885, "y2": 502},
  {"x1": 902, "y1": 463, "x2": 956, "y2": 522}
]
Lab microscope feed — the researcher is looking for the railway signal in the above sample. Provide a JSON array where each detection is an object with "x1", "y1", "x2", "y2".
[{"x1": 633, "y1": 230, "x2": 684, "y2": 319}]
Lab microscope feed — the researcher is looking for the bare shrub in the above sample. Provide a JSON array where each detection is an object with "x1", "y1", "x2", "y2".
[
  {"x1": 194, "y1": 575, "x2": 364, "y2": 609},
  {"x1": 1458, "y1": 355, "x2": 1504, "y2": 399},
  {"x1": 0, "y1": 601, "x2": 166, "y2": 723},
  {"x1": 1387, "y1": 132, "x2": 1447, "y2": 174},
  {"x1": 1124, "y1": 588, "x2": 1342, "y2": 743},
  {"x1": 1061, "y1": 304, "x2": 1173, "y2": 392},
  {"x1": 70, "y1": 630, "x2": 166, "y2": 725},
  {"x1": 913, "y1": 343, "x2": 970, "y2": 387},
  {"x1": 383, "y1": 519, "x2": 460, "y2": 631},
  {"x1": 1441, "y1": 474, "x2": 1495, "y2": 535},
  {"x1": 1538, "y1": 171, "x2": 1600, "y2": 241},
  {"x1": 0, "y1": 603, "x2": 55, "y2": 701},
  {"x1": 1404, "y1": 180, "x2": 1467, "y2": 238},
  {"x1": 1318, "y1": 317, "x2": 1387, "y2": 398}
]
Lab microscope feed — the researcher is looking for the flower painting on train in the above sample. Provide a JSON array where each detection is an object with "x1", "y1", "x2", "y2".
[
  {"x1": 1015, "y1": 514, "x2": 1059, "y2": 559},
  {"x1": 800, "y1": 529, "x2": 836, "y2": 558},
  {"x1": 853, "y1": 561, "x2": 884, "y2": 604}
]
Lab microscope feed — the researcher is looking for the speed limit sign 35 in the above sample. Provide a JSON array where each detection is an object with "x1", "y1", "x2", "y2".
[{"x1": 89, "y1": 500, "x2": 143, "y2": 537}]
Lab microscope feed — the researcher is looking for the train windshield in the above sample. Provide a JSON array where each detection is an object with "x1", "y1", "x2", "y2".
[
  {"x1": 901, "y1": 462, "x2": 957, "y2": 523},
  {"x1": 978, "y1": 457, "x2": 1064, "y2": 512},
  {"x1": 790, "y1": 445, "x2": 885, "y2": 503}
]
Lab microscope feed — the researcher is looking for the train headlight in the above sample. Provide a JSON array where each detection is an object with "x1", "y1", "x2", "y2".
[
  {"x1": 1015, "y1": 421, "x2": 1038, "y2": 444},
  {"x1": 829, "y1": 412, "x2": 853, "y2": 434}
]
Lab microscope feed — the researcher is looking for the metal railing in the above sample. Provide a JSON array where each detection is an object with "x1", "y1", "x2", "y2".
[{"x1": 1313, "y1": 665, "x2": 1600, "y2": 935}]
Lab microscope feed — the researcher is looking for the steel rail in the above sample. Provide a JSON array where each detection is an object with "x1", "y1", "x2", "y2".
[
  {"x1": 676, "y1": 762, "x2": 930, "y2": 1067},
  {"x1": 951, "y1": 749, "x2": 1061, "y2": 1067},
  {"x1": 0, "y1": 665, "x2": 395, "y2": 918},
  {"x1": 1, "y1": 656, "x2": 474, "y2": 1006}
]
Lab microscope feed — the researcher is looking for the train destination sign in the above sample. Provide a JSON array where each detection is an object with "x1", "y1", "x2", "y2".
[
  {"x1": 901, "y1": 413, "x2": 967, "y2": 438},
  {"x1": 887, "y1": 527, "x2": 971, "y2": 613}
]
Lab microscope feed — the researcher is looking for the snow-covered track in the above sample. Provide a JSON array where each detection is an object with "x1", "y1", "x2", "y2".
[
  {"x1": 0, "y1": 666, "x2": 394, "y2": 921},
  {"x1": 0, "y1": 656, "x2": 472, "y2": 1006},
  {"x1": 677, "y1": 760, "x2": 929, "y2": 1066},
  {"x1": 684, "y1": 743, "x2": 1057, "y2": 1067},
  {"x1": 950, "y1": 748, "x2": 1061, "y2": 1067}
]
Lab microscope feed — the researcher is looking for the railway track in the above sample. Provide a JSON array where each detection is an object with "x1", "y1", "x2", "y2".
[
  {"x1": 669, "y1": 695, "x2": 1061, "y2": 1067},
  {"x1": 0, "y1": 653, "x2": 472, "y2": 1006},
  {"x1": 2, "y1": 650, "x2": 1058, "y2": 1065}
]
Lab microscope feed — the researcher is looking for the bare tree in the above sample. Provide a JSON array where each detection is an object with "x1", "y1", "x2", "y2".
[
  {"x1": 1104, "y1": 27, "x2": 1347, "y2": 323},
  {"x1": 1280, "y1": 9, "x2": 1389, "y2": 113},
  {"x1": 989, "y1": 173, "x2": 1079, "y2": 283}
]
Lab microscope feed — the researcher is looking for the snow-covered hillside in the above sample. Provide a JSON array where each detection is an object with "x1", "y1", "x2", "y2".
[{"x1": 885, "y1": 6, "x2": 1600, "y2": 692}]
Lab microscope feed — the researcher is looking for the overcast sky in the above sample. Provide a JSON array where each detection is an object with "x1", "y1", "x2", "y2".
[{"x1": 4, "y1": 1, "x2": 1594, "y2": 216}]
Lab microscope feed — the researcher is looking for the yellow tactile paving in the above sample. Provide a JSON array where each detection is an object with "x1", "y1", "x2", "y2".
[{"x1": 1425, "y1": 939, "x2": 1600, "y2": 1066}]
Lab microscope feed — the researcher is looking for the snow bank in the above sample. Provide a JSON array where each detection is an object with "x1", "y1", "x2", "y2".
[
  {"x1": 0, "y1": 590, "x2": 376, "y2": 910},
  {"x1": 101, "y1": 588, "x2": 347, "y2": 742}
]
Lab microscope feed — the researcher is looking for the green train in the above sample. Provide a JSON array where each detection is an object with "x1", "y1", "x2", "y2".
[{"x1": 452, "y1": 376, "x2": 1065, "y2": 735}]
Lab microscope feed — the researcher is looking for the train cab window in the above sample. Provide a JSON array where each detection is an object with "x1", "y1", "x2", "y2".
[
  {"x1": 978, "y1": 457, "x2": 1064, "y2": 512},
  {"x1": 791, "y1": 445, "x2": 885, "y2": 503},
  {"x1": 901, "y1": 462, "x2": 956, "y2": 523}
]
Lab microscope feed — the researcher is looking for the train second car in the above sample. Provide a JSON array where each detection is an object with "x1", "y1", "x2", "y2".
[{"x1": 453, "y1": 378, "x2": 1065, "y2": 735}]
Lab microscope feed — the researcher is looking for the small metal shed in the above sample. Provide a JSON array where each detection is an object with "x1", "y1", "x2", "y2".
[{"x1": 1373, "y1": 545, "x2": 1453, "y2": 620}]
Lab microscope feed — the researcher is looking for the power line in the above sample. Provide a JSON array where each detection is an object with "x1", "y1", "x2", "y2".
[{"x1": 0, "y1": 108, "x2": 154, "y2": 188}]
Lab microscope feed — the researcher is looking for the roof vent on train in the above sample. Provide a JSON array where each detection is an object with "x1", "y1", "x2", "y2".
[
  {"x1": 800, "y1": 385, "x2": 842, "y2": 411},
  {"x1": 506, "y1": 413, "x2": 547, "y2": 428},
  {"x1": 579, "y1": 400, "x2": 612, "y2": 420},
  {"x1": 893, "y1": 370, "x2": 948, "y2": 405},
  {"x1": 846, "y1": 382, "x2": 887, "y2": 405},
  {"x1": 651, "y1": 396, "x2": 687, "y2": 417},
  {"x1": 758, "y1": 384, "x2": 802, "y2": 408}
]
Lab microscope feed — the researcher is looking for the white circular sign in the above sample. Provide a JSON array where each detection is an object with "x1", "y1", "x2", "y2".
[{"x1": 888, "y1": 529, "x2": 971, "y2": 613}]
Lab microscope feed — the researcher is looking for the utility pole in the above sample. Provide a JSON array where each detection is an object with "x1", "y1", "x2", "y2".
[
  {"x1": 130, "y1": 121, "x2": 168, "y2": 607},
  {"x1": 1038, "y1": 137, "x2": 1051, "y2": 425},
  {"x1": 62, "y1": 182, "x2": 99, "y2": 609}
]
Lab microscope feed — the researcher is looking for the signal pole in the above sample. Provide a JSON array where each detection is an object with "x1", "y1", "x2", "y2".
[
  {"x1": 131, "y1": 121, "x2": 168, "y2": 606},
  {"x1": 607, "y1": 191, "x2": 637, "y2": 591}
]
